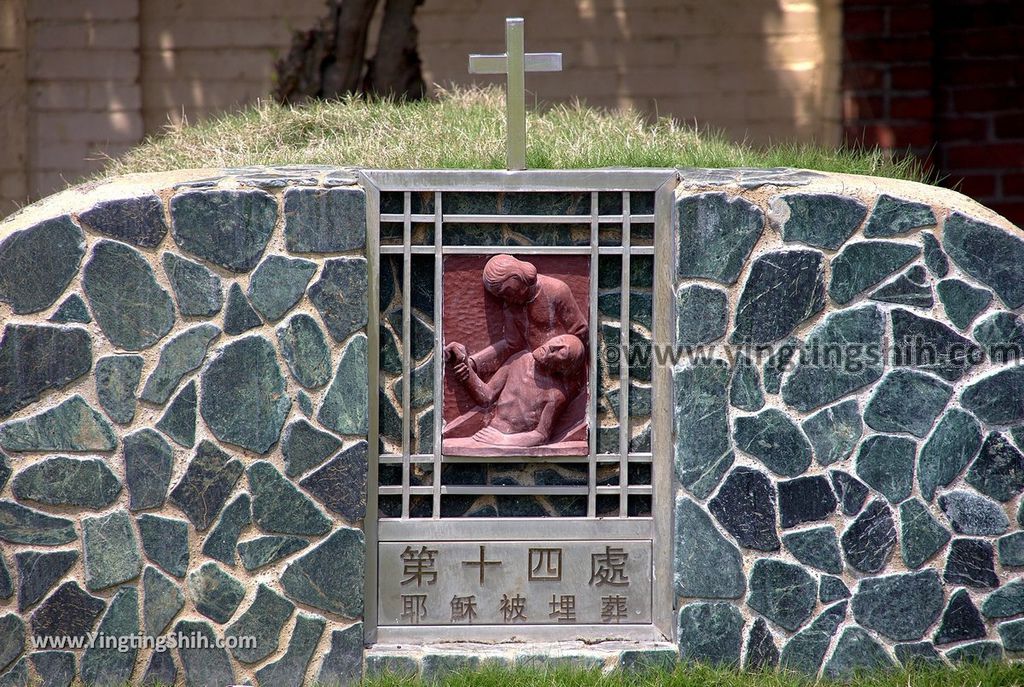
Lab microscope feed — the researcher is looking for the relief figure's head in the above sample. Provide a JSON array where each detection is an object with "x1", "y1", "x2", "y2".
[
  {"x1": 482, "y1": 254, "x2": 538, "y2": 304},
  {"x1": 532, "y1": 334, "x2": 585, "y2": 375}
]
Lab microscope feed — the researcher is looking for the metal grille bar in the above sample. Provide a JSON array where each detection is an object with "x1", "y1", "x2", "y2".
[
  {"x1": 380, "y1": 245, "x2": 655, "y2": 256},
  {"x1": 380, "y1": 213, "x2": 656, "y2": 223}
]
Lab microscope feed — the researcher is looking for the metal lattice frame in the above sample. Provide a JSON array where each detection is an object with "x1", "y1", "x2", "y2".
[{"x1": 360, "y1": 170, "x2": 678, "y2": 644}]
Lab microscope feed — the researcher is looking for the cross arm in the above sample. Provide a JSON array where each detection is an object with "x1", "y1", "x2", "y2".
[{"x1": 468, "y1": 52, "x2": 563, "y2": 74}]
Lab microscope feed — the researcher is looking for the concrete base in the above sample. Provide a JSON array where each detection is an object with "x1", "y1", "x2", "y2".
[{"x1": 365, "y1": 641, "x2": 680, "y2": 680}]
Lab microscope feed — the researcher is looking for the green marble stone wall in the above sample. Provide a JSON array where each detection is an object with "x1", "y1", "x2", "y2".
[
  {"x1": 671, "y1": 169, "x2": 1024, "y2": 677},
  {"x1": 0, "y1": 166, "x2": 1021, "y2": 685}
]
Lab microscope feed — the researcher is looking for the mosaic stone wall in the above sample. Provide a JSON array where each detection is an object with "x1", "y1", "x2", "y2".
[
  {"x1": 0, "y1": 166, "x2": 1021, "y2": 686},
  {"x1": 671, "y1": 169, "x2": 1024, "y2": 677},
  {"x1": 0, "y1": 167, "x2": 369, "y2": 687}
]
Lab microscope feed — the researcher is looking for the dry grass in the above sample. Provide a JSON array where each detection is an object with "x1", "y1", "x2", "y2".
[{"x1": 102, "y1": 87, "x2": 929, "y2": 181}]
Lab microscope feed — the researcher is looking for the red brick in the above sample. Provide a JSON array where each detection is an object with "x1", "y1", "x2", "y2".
[
  {"x1": 890, "y1": 6, "x2": 933, "y2": 34},
  {"x1": 938, "y1": 28, "x2": 1021, "y2": 57},
  {"x1": 950, "y1": 88, "x2": 1022, "y2": 113},
  {"x1": 891, "y1": 95, "x2": 934, "y2": 119},
  {"x1": 1003, "y1": 173, "x2": 1024, "y2": 196},
  {"x1": 890, "y1": 65, "x2": 932, "y2": 91},
  {"x1": 952, "y1": 173, "x2": 998, "y2": 198},
  {"x1": 844, "y1": 7, "x2": 886, "y2": 36},
  {"x1": 994, "y1": 114, "x2": 1024, "y2": 139},
  {"x1": 945, "y1": 143, "x2": 1024, "y2": 169},
  {"x1": 937, "y1": 116, "x2": 990, "y2": 142},
  {"x1": 845, "y1": 37, "x2": 933, "y2": 63},
  {"x1": 943, "y1": 60, "x2": 1019, "y2": 87},
  {"x1": 842, "y1": 65, "x2": 885, "y2": 90}
]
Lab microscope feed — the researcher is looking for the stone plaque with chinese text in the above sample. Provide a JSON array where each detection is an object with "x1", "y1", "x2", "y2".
[{"x1": 378, "y1": 541, "x2": 652, "y2": 625}]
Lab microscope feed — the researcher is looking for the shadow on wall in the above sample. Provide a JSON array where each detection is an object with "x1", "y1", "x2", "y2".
[{"x1": 417, "y1": 0, "x2": 842, "y2": 145}]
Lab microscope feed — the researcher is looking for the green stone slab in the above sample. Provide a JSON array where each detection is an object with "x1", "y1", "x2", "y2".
[
  {"x1": 170, "y1": 189, "x2": 276, "y2": 273},
  {"x1": 0, "y1": 501, "x2": 76, "y2": 546},
  {"x1": 318, "y1": 334, "x2": 369, "y2": 435},
  {"x1": 277, "y1": 314, "x2": 333, "y2": 390},
  {"x1": 676, "y1": 602, "x2": 743, "y2": 666},
  {"x1": 943, "y1": 211, "x2": 1024, "y2": 308},
  {"x1": 95, "y1": 354, "x2": 143, "y2": 425},
  {"x1": 83, "y1": 240, "x2": 175, "y2": 351},
  {"x1": 201, "y1": 494, "x2": 251, "y2": 566},
  {"x1": 862, "y1": 194, "x2": 935, "y2": 238},
  {"x1": 12, "y1": 456, "x2": 121, "y2": 508},
  {"x1": 0, "y1": 216, "x2": 84, "y2": 315},
  {"x1": 169, "y1": 440, "x2": 244, "y2": 531},
  {"x1": 247, "y1": 255, "x2": 317, "y2": 322},
  {"x1": 140, "y1": 324, "x2": 220, "y2": 404},
  {"x1": 80, "y1": 586, "x2": 139, "y2": 687},
  {"x1": 280, "y1": 526, "x2": 365, "y2": 617},
  {"x1": 248, "y1": 461, "x2": 330, "y2": 536},
  {"x1": 187, "y1": 563, "x2": 245, "y2": 624},
  {"x1": 855, "y1": 435, "x2": 916, "y2": 504},
  {"x1": 937, "y1": 278, "x2": 992, "y2": 330},
  {"x1": 781, "y1": 306, "x2": 885, "y2": 412},
  {"x1": 673, "y1": 496, "x2": 744, "y2": 599},
  {"x1": 0, "y1": 395, "x2": 116, "y2": 452},
  {"x1": 0, "y1": 324, "x2": 92, "y2": 421},
  {"x1": 143, "y1": 566, "x2": 184, "y2": 637},
  {"x1": 223, "y1": 283, "x2": 263, "y2": 335},
  {"x1": 200, "y1": 335, "x2": 291, "y2": 454},
  {"x1": 828, "y1": 241, "x2": 920, "y2": 305},
  {"x1": 774, "y1": 192, "x2": 867, "y2": 248},
  {"x1": 162, "y1": 252, "x2": 223, "y2": 317},
  {"x1": 899, "y1": 498, "x2": 950, "y2": 569},
  {"x1": 138, "y1": 514, "x2": 190, "y2": 578},
  {"x1": 156, "y1": 379, "x2": 197, "y2": 448},
  {"x1": 226, "y1": 584, "x2": 295, "y2": 664},
  {"x1": 82, "y1": 510, "x2": 141, "y2": 591},
  {"x1": 731, "y1": 249, "x2": 825, "y2": 345}
]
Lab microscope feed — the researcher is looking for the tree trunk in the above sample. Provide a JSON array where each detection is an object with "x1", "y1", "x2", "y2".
[
  {"x1": 363, "y1": 0, "x2": 426, "y2": 99},
  {"x1": 274, "y1": 0, "x2": 426, "y2": 104}
]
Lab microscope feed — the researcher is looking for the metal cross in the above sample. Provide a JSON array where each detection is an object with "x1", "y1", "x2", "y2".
[{"x1": 468, "y1": 18, "x2": 562, "y2": 170}]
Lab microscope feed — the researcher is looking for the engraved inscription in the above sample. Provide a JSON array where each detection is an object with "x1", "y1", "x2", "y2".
[
  {"x1": 401, "y1": 594, "x2": 428, "y2": 623},
  {"x1": 500, "y1": 593, "x2": 528, "y2": 623},
  {"x1": 590, "y1": 545, "x2": 630, "y2": 587},
  {"x1": 462, "y1": 545, "x2": 502, "y2": 584},
  {"x1": 450, "y1": 594, "x2": 478, "y2": 623},
  {"x1": 400, "y1": 545, "x2": 439, "y2": 587},
  {"x1": 379, "y1": 540, "x2": 651, "y2": 626},
  {"x1": 528, "y1": 547, "x2": 562, "y2": 581},
  {"x1": 548, "y1": 594, "x2": 577, "y2": 623},
  {"x1": 601, "y1": 595, "x2": 628, "y2": 624}
]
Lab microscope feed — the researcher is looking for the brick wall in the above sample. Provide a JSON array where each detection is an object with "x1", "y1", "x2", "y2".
[
  {"x1": 24, "y1": 0, "x2": 143, "y2": 201},
  {"x1": 842, "y1": 0, "x2": 1024, "y2": 226},
  {"x1": 0, "y1": 1, "x2": 27, "y2": 214},
  {"x1": 2, "y1": 0, "x2": 843, "y2": 216}
]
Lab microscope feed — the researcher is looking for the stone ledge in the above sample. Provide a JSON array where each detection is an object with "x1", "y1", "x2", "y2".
[{"x1": 365, "y1": 641, "x2": 680, "y2": 679}]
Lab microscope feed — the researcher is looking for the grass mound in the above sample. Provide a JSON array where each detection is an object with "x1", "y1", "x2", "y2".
[{"x1": 104, "y1": 87, "x2": 927, "y2": 181}]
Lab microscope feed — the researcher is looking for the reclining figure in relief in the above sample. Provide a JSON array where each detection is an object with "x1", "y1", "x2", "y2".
[{"x1": 442, "y1": 254, "x2": 589, "y2": 456}]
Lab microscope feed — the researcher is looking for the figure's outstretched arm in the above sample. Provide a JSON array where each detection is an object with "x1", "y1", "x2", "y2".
[{"x1": 452, "y1": 358, "x2": 509, "y2": 407}]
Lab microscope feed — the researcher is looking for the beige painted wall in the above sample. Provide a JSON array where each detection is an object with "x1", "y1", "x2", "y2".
[{"x1": 1, "y1": 0, "x2": 842, "y2": 216}]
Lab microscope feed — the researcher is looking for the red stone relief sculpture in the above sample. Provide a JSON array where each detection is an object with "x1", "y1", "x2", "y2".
[{"x1": 442, "y1": 254, "x2": 589, "y2": 456}]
